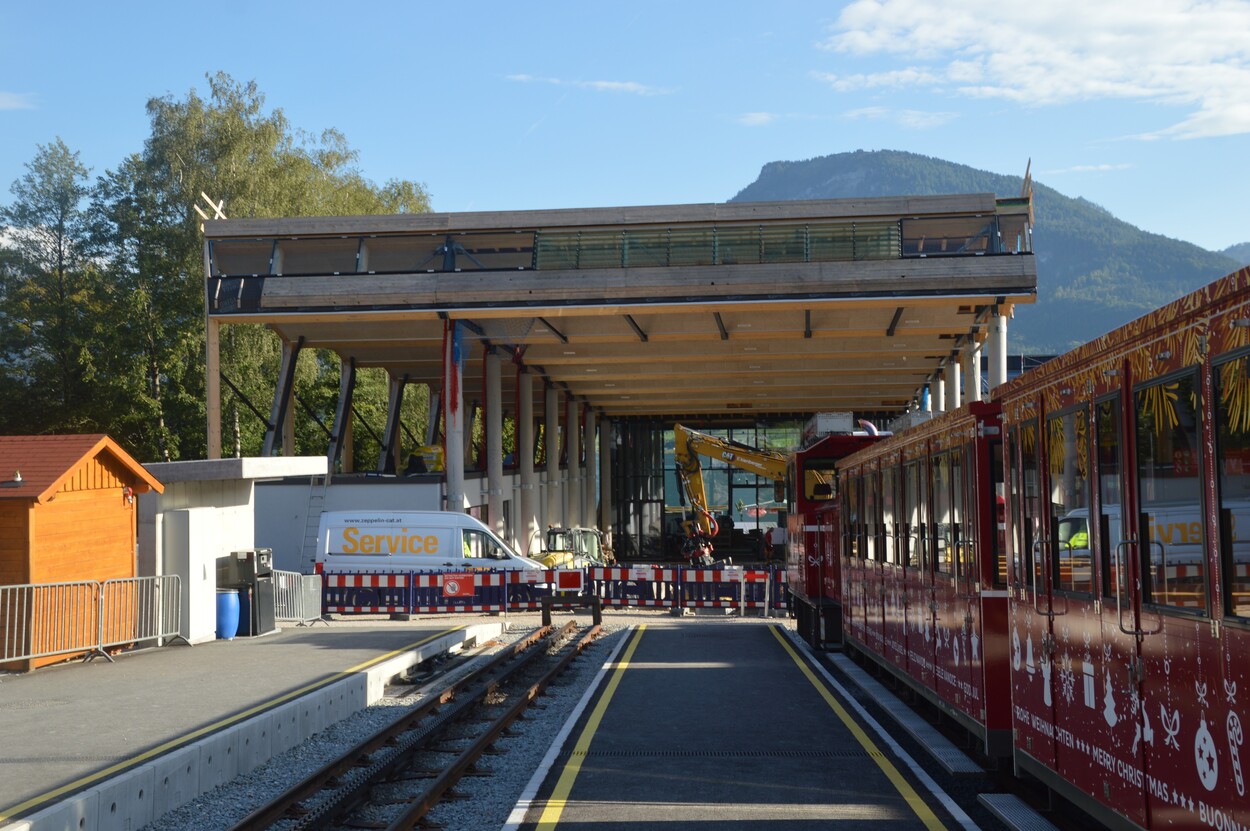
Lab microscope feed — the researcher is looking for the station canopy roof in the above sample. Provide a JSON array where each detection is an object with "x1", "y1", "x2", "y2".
[{"x1": 203, "y1": 194, "x2": 1036, "y2": 423}]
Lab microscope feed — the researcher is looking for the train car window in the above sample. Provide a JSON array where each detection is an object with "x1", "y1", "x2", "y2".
[
  {"x1": 934, "y1": 452, "x2": 955, "y2": 574},
  {"x1": 991, "y1": 439, "x2": 1005, "y2": 587},
  {"x1": 1049, "y1": 407, "x2": 1093, "y2": 595},
  {"x1": 806, "y1": 463, "x2": 837, "y2": 502},
  {"x1": 951, "y1": 448, "x2": 967, "y2": 578},
  {"x1": 882, "y1": 465, "x2": 899, "y2": 564},
  {"x1": 845, "y1": 473, "x2": 862, "y2": 560},
  {"x1": 905, "y1": 460, "x2": 928, "y2": 570},
  {"x1": 1214, "y1": 354, "x2": 1250, "y2": 620},
  {"x1": 864, "y1": 469, "x2": 880, "y2": 561},
  {"x1": 1096, "y1": 397, "x2": 1126, "y2": 602},
  {"x1": 1134, "y1": 370, "x2": 1207, "y2": 613},
  {"x1": 1009, "y1": 421, "x2": 1041, "y2": 588}
]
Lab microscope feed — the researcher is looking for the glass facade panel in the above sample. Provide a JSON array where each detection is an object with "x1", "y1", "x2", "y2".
[
  {"x1": 210, "y1": 239, "x2": 272, "y2": 276},
  {"x1": 276, "y1": 238, "x2": 358, "y2": 275}
]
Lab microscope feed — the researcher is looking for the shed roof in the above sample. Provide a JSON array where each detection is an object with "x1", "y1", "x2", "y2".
[{"x1": 0, "y1": 435, "x2": 164, "y2": 504}]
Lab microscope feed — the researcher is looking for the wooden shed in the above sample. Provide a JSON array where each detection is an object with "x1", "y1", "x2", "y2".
[{"x1": 0, "y1": 434, "x2": 163, "y2": 669}]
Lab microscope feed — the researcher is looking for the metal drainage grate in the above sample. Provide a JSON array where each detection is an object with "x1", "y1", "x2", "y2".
[{"x1": 562, "y1": 749, "x2": 877, "y2": 759}]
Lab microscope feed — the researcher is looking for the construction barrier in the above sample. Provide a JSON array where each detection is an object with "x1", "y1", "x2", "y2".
[
  {"x1": 0, "y1": 576, "x2": 185, "y2": 670},
  {"x1": 273, "y1": 570, "x2": 325, "y2": 624},
  {"x1": 319, "y1": 565, "x2": 791, "y2": 616}
]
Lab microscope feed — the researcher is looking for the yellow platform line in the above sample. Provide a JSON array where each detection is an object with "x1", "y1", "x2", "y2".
[
  {"x1": 0, "y1": 626, "x2": 466, "y2": 823},
  {"x1": 770, "y1": 626, "x2": 948, "y2": 831},
  {"x1": 535, "y1": 624, "x2": 647, "y2": 830}
]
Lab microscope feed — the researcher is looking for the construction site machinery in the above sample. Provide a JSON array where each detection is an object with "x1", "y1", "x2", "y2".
[{"x1": 673, "y1": 424, "x2": 790, "y2": 566}]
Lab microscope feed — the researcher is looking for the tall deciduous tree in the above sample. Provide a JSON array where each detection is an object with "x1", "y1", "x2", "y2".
[{"x1": 87, "y1": 72, "x2": 432, "y2": 462}]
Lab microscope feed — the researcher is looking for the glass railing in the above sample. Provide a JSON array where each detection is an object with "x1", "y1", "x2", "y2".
[{"x1": 207, "y1": 212, "x2": 1031, "y2": 312}]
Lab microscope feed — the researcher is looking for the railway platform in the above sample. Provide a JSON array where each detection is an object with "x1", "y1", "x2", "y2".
[
  {"x1": 506, "y1": 621, "x2": 1012, "y2": 831},
  {"x1": 0, "y1": 617, "x2": 504, "y2": 831}
]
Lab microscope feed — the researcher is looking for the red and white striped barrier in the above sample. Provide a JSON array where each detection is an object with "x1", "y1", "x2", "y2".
[{"x1": 323, "y1": 573, "x2": 409, "y2": 613}]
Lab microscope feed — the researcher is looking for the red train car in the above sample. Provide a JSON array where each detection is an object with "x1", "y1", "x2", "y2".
[
  {"x1": 832, "y1": 266, "x2": 1250, "y2": 830},
  {"x1": 837, "y1": 401, "x2": 1013, "y2": 755},
  {"x1": 997, "y1": 267, "x2": 1250, "y2": 830},
  {"x1": 785, "y1": 432, "x2": 883, "y2": 648}
]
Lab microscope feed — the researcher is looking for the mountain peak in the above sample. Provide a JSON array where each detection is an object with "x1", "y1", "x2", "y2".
[{"x1": 731, "y1": 150, "x2": 1239, "y2": 352}]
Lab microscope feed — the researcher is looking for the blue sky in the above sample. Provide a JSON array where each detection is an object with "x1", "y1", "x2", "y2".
[{"x1": 2, "y1": 0, "x2": 1248, "y2": 251}]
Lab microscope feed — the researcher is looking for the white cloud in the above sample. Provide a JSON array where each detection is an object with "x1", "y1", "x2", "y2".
[
  {"x1": 844, "y1": 106, "x2": 957, "y2": 129},
  {"x1": 736, "y1": 112, "x2": 778, "y2": 126},
  {"x1": 0, "y1": 91, "x2": 35, "y2": 110},
  {"x1": 506, "y1": 74, "x2": 673, "y2": 96},
  {"x1": 817, "y1": 0, "x2": 1250, "y2": 139}
]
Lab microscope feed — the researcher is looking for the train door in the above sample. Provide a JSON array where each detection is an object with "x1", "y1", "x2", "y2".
[
  {"x1": 882, "y1": 457, "x2": 908, "y2": 669},
  {"x1": 1007, "y1": 413, "x2": 1057, "y2": 770},
  {"x1": 1044, "y1": 404, "x2": 1109, "y2": 805},
  {"x1": 903, "y1": 451, "x2": 935, "y2": 689},
  {"x1": 1132, "y1": 368, "x2": 1223, "y2": 825},
  {"x1": 841, "y1": 474, "x2": 864, "y2": 644},
  {"x1": 977, "y1": 427, "x2": 1012, "y2": 755},
  {"x1": 1090, "y1": 393, "x2": 1149, "y2": 826},
  {"x1": 1211, "y1": 352, "x2": 1250, "y2": 831},
  {"x1": 862, "y1": 466, "x2": 887, "y2": 657},
  {"x1": 932, "y1": 448, "x2": 966, "y2": 714}
]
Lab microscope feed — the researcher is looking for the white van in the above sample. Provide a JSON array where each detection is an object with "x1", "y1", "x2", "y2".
[{"x1": 315, "y1": 511, "x2": 545, "y2": 574}]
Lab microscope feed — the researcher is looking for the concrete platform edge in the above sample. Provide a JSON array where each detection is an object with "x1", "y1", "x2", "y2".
[{"x1": 0, "y1": 622, "x2": 504, "y2": 831}]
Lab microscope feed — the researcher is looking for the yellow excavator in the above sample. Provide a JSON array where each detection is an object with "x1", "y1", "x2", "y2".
[{"x1": 673, "y1": 424, "x2": 789, "y2": 566}]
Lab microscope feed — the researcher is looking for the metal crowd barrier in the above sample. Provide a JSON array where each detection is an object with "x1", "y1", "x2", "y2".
[
  {"x1": 273, "y1": 569, "x2": 326, "y2": 624},
  {"x1": 319, "y1": 565, "x2": 791, "y2": 616},
  {"x1": 0, "y1": 576, "x2": 185, "y2": 668}
]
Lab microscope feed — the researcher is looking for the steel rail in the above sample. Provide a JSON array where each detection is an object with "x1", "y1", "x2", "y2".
[
  {"x1": 228, "y1": 624, "x2": 556, "y2": 831},
  {"x1": 384, "y1": 623, "x2": 602, "y2": 831}
]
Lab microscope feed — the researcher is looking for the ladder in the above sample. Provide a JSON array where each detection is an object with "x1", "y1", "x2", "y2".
[{"x1": 300, "y1": 474, "x2": 330, "y2": 572}]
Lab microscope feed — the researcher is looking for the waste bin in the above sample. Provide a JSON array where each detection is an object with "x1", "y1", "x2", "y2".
[
  {"x1": 215, "y1": 589, "x2": 239, "y2": 640},
  {"x1": 237, "y1": 578, "x2": 278, "y2": 636}
]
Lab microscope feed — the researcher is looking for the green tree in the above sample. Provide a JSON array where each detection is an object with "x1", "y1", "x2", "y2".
[
  {"x1": 87, "y1": 72, "x2": 431, "y2": 461},
  {"x1": 0, "y1": 138, "x2": 110, "y2": 434}
]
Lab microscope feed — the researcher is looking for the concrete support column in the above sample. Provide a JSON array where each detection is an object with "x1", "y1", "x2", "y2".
[
  {"x1": 964, "y1": 341, "x2": 983, "y2": 403},
  {"x1": 566, "y1": 396, "x2": 581, "y2": 527},
  {"x1": 485, "y1": 348, "x2": 504, "y2": 537},
  {"x1": 599, "y1": 420, "x2": 613, "y2": 548},
  {"x1": 988, "y1": 309, "x2": 1009, "y2": 391},
  {"x1": 444, "y1": 321, "x2": 466, "y2": 512},
  {"x1": 583, "y1": 409, "x2": 597, "y2": 527},
  {"x1": 946, "y1": 359, "x2": 962, "y2": 410},
  {"x1": 518, "y1": 369, "x2": 539, "y2": 556},
  {"x1": 933, "y1": 372, "x2": 947, "y2": 413},
  {"x1": 545, "y1": 384, "x2": 560, "y2": 528}
]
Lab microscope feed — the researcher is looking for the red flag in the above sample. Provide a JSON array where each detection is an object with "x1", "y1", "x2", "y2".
[{"x1": 442, "y1": 573, "x2": 476, "y2": 597}]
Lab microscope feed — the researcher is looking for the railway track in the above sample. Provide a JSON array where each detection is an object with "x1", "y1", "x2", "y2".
[{"x1": 228, "y1": 621, "x2": 601, "y2": 831}]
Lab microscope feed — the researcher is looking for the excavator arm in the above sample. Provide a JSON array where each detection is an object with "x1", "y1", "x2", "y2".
[{"x1": 673, "y1": 424, "x2": 790, "y2": 563}]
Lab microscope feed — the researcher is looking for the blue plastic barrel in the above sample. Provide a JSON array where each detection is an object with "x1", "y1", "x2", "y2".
[{"x1": 216, "y1": 589, "x2": 240, "y2": 640}]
